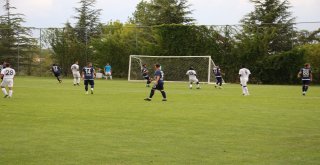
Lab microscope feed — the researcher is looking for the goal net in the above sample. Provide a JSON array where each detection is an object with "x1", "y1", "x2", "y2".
[{"x1": 128, "y1": 55, "x2": 219, "y2": 83}]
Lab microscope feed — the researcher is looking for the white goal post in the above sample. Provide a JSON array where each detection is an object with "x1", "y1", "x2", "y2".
[{"x1": 128, "y1": 55, "x2": 220, "y2": 84}]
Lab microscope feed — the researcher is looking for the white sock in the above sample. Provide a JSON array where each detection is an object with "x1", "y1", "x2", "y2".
[
  {"x1": 2, "y1": 88, "x2": 7, "y2": 95},
  {"x1": 245, "y1": 87, "x2": 249, "y2": 95},
  {"x1": 110, "y1": 76, "x2": 112, "y2": 80},
  {"x1": 9, "y1": 90, "x2": 13, "y2": 97},
  {"x1": 242, "y1": 86, "x2": 246, "y2": 94},
  {"x1": 77, "y1": 78, "x2": 80, "y2": 84},
  {"x1": 189, "y1": 84, "x2": 192, "y2": 88},
  {"x1": 91, "y1": 88, "x2": 94, "y2": 91},
  {"x1": 73, "y1": 78, "x2": 77, "y2": 84}
]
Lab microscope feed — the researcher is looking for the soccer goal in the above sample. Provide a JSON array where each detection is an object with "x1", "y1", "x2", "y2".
[{"x1": 128, "y1": 55, "x2": 219, "y2": 83}]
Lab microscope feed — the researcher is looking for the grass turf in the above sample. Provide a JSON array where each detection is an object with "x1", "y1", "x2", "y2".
[{"x1": 0, "y1": 77, "x2": 319, "y2": 164}]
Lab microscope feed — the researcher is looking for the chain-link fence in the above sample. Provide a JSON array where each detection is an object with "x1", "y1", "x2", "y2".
[{"x1": 0, "y1": 22, "x2": 319, "y2": 78}]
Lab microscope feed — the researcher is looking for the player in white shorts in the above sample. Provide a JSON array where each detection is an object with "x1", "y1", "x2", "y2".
[
  {"x1": 1, "y1": 63, "x2": 16, "y2": 98},
  {"x1": 239, "y1": 65, "x2": 251, "y2": 96},
  {"x1": 186, "y1": 67, "x2": 200, "y2": 89},
  {"x1": 71, "y1": 61, "x2": 80, "y2": 86},
  {"x1": 104, "y1": 63, "x2": 112, "y2": 80}
]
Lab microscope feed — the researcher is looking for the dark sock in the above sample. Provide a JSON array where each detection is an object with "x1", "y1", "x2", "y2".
[
  {"x1": 161, "y1": 91, "x2": 166, "y2": 98},
  {"x1": 85, "y1": 85, "x2": 88, "y2": 91},
  {"x1": 305, "y1": 86, "x2": 309, "y2": 92},
  {"x1": 149, "y1": 89, "x2": 155, "y2": 98}
]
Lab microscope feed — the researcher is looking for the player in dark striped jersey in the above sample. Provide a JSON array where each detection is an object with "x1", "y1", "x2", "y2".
[
  {"x1": 297, "y1": 63, "x2": 312, "y2": 96},
  {"x1": 141, "y1": 64, "x2": 151, "y2": 87},
  {"x1": 144, "y1": 64, "x2": 167, "y2": 101},
  {"x1": 213, "y1": 66, "x2": 223, "y2": 89},
  {"x1": 51, "y1": 64, "x2": 62, "y2": 83},
  {"x1": 82, "y1": 62, "x2": 96, "y2": 94}
]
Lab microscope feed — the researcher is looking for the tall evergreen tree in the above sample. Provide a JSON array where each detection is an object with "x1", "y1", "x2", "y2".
[
  {"x1": 0, "y1": 0, "x2": 36, "y2": 74},
  {"x1": 74, "y1": 0, "x2": 102, "y2": 43},
  {"x1": 132, "y1": 0, "x2": 194, "y2": 26},
  {"x1": 240, "y1": 0, "x2": 295, "y2": 54}
]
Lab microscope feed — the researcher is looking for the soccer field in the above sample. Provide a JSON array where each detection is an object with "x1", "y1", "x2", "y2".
[{"x1": 0, "y1": 77, "x2": 319, "y2": 165}]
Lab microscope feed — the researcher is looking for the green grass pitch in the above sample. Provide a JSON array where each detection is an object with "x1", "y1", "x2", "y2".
[{"x1": 0, "y1": 77, "x2": 319, "y2": 164}]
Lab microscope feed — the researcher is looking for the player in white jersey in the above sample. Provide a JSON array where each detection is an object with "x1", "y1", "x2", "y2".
[
  {"x1": 239, "y1": 65, "x2": 251, "y2": 96},
  {"x1": 186, "y1": 67, "x2": 200, "y2": 89},
  {"x1": 0, "y1": 63, "x2": 16, "y2": 98},
  {"x1": 71, "y1": 61, "x2": 80, "y2": 86}
]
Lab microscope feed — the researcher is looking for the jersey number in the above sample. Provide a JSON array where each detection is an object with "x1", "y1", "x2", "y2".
[
  {"x1": 302, "y1": 69, "x2": 310, "y2": 77},
  {"x1": 5, "y1": 70, "x2": 14, "y2": 75},
  {"x1": 85, "y1": 68, "x2": 91, "y2": 74},
  {"x1": 53, "y1": 66, "x2": 58, "y2": 72}
]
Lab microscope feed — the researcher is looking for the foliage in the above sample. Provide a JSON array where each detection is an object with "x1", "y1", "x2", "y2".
[
  {"x1": 2, "y1": 0, "x2": 317, "y2": 84},
  {"x1": 131, "y1": 0, "x2": 194, "y2": 26},
  {"x1": 240, "y1": 0, "x2": 295, "y2": 55},
  {"x1": 74, "y1": 0, "x2": 102, "y2": 43},
  {"x1": 258, "y1": 48, "x2": 305, "y2": 84},
  {"x1": 0, "y1": 0, "x2": 36, "y2": 75},
  {"x1": 296, "y1": 28, "x2": 320, "y2": 45},
  {"x1": 300, "y1": 43, "x2": 320, "y2": 83},
  {"x1": 43, "y1": 23, "x2": 86, "y2": 76}
]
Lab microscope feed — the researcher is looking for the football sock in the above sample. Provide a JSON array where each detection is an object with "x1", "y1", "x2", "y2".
[
  {"x1": 2, "y1": 88, "x2": 8, "y2": 95},
  {"x1": 85, "y1": 85, "x2": 88, "y2": 91},
  {"x1": 9, "y1": 90, "x2": 13, "y2": 97},
  {"x1": 242, "y1": 86, "x2": 246, "y2": 94},
  {"x1": 149, "y1": 89, "x2": 155, "y2": 98},
  {"x1": 302, "y1": 86, "x2": 306, "y2": 92},
  {"x1": 91, "y1": 88, "x2": 94, "y2": 91},
  {"x1": 245, "y1": 87, "x2": 249, "y2": 95},
  {"x1": 189, "y1": 84, "x2": 192, "y2": 88},
  {"x1": 161, "y1": 91, "x2": 166, "y2": 98},
  {"x1": 305, "y1": 86, "x2": 309, "y2": 92}
]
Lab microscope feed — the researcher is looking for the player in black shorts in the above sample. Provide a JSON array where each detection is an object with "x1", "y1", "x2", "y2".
[
  {"x1": 297, "y1": 63, "x2": 312, "y2": 96},
  {"x1": 141, "y1": 64, "x2": 151, "y2": 87},
  {"x1": 82, "y1": 62, "x2": 96, "y2": 94},
  {"x1": 144, "y1": 64, "x2": 167, "y2": 101},
  {"x1": 213, "y1": 66, "x2": 223, "y2": 89},
  {"x1": 51, "y1": 64, "x2": 62, "y2": 83}
]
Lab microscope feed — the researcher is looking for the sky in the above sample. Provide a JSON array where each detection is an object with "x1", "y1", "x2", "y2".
[{"x1": 2, "y1": 0, "x2": 320, "y2": 30}]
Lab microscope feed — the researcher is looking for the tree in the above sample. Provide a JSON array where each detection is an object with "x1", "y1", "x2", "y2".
[
  {"x1": 43, "y1": 22, "x2": 86, "y2": 76},
  {"x1": 131, "y1": 0, "x2": 194, "y2": 26},
  {"x1": 74, "y1": 0, "x2": 102, "y2": 43},
  {"x1": 0, "y1": 0, "x2": 36, "y2": 74},
  {"x1": 296, "y1": 28, "x2": 320, "y2": 45},
  {"x1": 236, "y1": 0, "x2": 296, "y2": 83},
  {"x1": 240, "y1": 0, "x2": 295, "y2": 54}
]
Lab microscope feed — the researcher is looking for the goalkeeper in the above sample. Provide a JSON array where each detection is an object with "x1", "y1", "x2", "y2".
[{"x1": 141, "y1": 64, "x2": 151, "y2": 87}]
